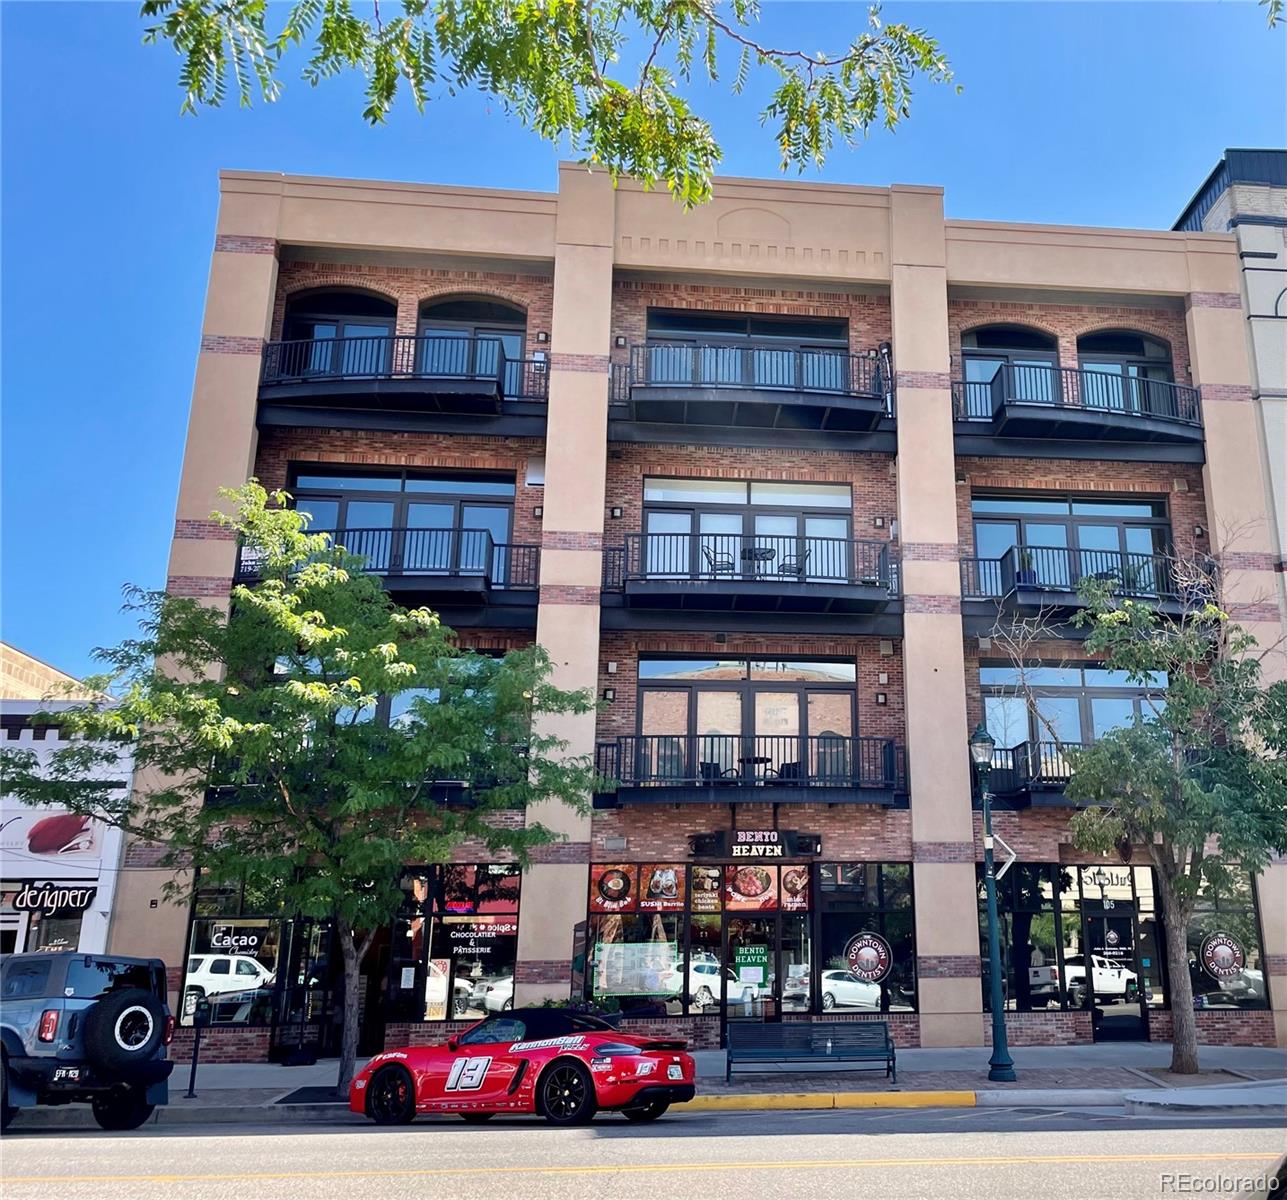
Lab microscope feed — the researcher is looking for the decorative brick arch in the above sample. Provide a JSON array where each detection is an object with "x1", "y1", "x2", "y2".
[
  {"x1": 1073, "y1": 321, "x2": 1189, "y2": 382},
  {"x1": 270, "y1": 276, "x2": 401, "y2": 339},
  {"x1": 415, "y1": 286, "x2": 532, "y2": 316}
]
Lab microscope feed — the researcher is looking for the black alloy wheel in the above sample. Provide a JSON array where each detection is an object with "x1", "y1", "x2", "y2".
[
  {"x1": 622, "y1": 1100, "x2": 669, "y2": 1123},
  {"x1": 540, "y1": 1061, "x2": 596, "y2": 1125},
  {"x1": 91, "y1": 1087, "x2": 155, "y2": 1131},
  {"x1": 367, "y1": 1065, "x2": 416, "y2": 1125}
]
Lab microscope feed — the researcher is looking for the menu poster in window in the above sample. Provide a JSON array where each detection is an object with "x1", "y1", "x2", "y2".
[
  {"x1": 780, "y1": 865, "x2": 810, "y2": 911},
  {"x1": 690, "y1": 866, "x2": 723, "y2": 912},
  {"x1": 476, "y1": 864, "x2": 521, "y2": 913},
  {"x1": 639, "y1": 864, "x2": 686, "y2": 912},
  {"x1": 725, "y1": 865, "x2": 778, "y2": 911},
  {"x1": 440, "y1": 865, "x2": 477, "y2": 913},
  {"x1": 590, "y1": 864, "x2": 637, "y2": 912}
]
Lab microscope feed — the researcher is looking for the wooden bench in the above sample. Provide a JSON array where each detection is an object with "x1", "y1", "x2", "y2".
[{"x1": 725, "y1": 1020, "x2": 897, "y2": 1083}]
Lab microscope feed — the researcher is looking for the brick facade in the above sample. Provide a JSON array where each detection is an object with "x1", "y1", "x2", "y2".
[
  {"x1": 982, "y1": 1010, "x2": 1095, "y2": 1046},
  {"x1": 1144, "y1": 1009, "x2": 1278, "y2": 1047}
]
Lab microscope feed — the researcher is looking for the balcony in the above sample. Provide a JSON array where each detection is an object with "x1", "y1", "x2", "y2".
[
  {"x1": 234, "y1": 528, "x2": 540, "y2": 625},
  {"x1": 601, "y1": 534, "x2": 901, "y2": 634},
  {"x1": 593, "y1": 734, "x2": 907, "y2": 807},
  {"x1": 257, "y1": 335, "x2": 549, "y2": 435},
  {"x1": 960, "y1": 545, "x2": 1183, "y2": 633},
  {"x1": 609, "y1": 343, "x2": 894, "y2": 448},
  {"x1": 986, "y1": 741, "x2": 1079, "y2": 807},
  {"x1": 952, "y1": 365, "x2": 1204, "y2": 461}
]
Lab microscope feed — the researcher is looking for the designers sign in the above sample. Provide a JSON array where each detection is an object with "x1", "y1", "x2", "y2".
[{"x1": 13, "y1": 882, "x2": 96, "y2": 913}]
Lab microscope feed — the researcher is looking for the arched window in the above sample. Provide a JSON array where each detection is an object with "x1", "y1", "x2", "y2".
[
  {"x1": 960, "y1": 325, "x2": 1059, "y2": 414},
  {"x1": 419, "y1": 298, "x2": 529, "y2": 395},
  {"x1": 1077, "y1": 331, "x2": 1175, "y2": 414},
  {"x1": 282, "y1": 290, "x2": 397, "y2": 377}
]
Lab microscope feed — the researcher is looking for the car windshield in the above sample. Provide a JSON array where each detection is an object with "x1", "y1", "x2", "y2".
[
  {"x1": 458, "y1": 1017, "x2": 526, "y2": 1045},
  {"x1": 64, "y1": 959, "x2": 158, "y2": 999}
]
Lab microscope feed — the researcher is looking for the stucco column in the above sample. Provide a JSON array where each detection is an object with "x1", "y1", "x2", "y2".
[
  {"x1": 108, "y1": 179, "x2": 282, "y2": 987},
  {"x1": 515, "y1": 166, "x2": 615, "y2": 1003},
  {"x1": 889, "y1": 186, "x2": 984, "y2": 1047}
]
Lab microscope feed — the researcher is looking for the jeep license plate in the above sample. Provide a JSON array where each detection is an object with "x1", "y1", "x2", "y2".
[
  {"x1": 667, "y1": 1064, "x2": 683, "y2": 1081},
  {"x1": 53, "y1": 1067, "x2": 81, "y2": 1082}
]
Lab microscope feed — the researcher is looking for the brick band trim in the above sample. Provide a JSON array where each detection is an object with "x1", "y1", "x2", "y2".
[
  {"x1": 913, "y1": 841, "x2": 976, "y2": 863},
  {"x1": 551, "y1": 353, "x2": 610, "y2": 373},
  {"x1": 1187, "y1": 291, "x2": 1243, "y2": 309},
  {"x1": 201, "y1": 334, "x2": 263, "y2": 356},
  {"x1": 542, "y1": 531, "x2": 604, "y2": 551},
  {"x1": 214, "y1": 234, "x2": 276, "y2": 255},
  {"x1": 1221, "y1": 551, "x2": 1277, "y2": 572},
  {"x1": 514, "y1": 960, "x2": 572, "y2": 985},
  {"x1": 167, "y1": 575, "x2": 232, "y2": 598},
  {"x1": 1227, "y1": 602, "x2": 1282, "y2": 623},
  {"x1": 902, "y1": 542, "x2": 960, "y2": 562},
  {"x1": 1199, "y1": 383, "x2": 1253, "y2": 403},
  {"x1": 896, "y1": 370, "x2": 951, "y2": 390},
  {"x1": 174, "y1": 519, "x2": 236, "y2": 541},
  {"x1": 530, "y1": 841, "x2": 591, "y2": 864},
  {"x1": 539, "y1": 584, "x2": 600, "y2": 605},
  {"x1": 905, "y1": 595, "x2": 961, "y2": 614},
  {"x1": 918, "y1": 955, "x2": 981, "y2": 979}
]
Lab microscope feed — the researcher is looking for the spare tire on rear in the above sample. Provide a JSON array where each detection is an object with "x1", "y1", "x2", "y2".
[{"x1": 83, "y1": 988, "x2": 165, "y2": 1072}]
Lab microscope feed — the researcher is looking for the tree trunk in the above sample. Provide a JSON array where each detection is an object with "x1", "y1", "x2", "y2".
[
  {"x1": 335, "y1": 916, "x2": 362, "y2": 1097},
  {"x1": 1155, "y1": 877, "x2": 1200, "y2": 1075}
]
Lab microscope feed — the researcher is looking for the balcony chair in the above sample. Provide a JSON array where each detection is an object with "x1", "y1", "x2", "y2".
[
  {"x1": 698, "y1": 761, "x2": 737, "y2": 787},
  {"x1": 776, "y1": 548, "x2": 811, "y2": 579},
  {"x1": 701, "y1": 545, "x2": 737, "y2": 576},
  {"x1": 767, "y1": 761, "x2": 802, "y2": 787}
]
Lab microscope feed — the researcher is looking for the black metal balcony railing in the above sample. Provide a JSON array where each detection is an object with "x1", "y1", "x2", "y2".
[
  {"x1": 960, "y1": 545, "x2": 1175, "y2": 601},
  {"x1": 951, "y1": 364, "x2": 1201, "y2": 426},
  {"x1": 612, "y1": 343, "x2": 890, "y2": 409},
  {"x1": 235, "y1": 527, "x2": 540, "y2": 589},
  {"x1": 603, "y1": 533, "x2": 900, "y2": 593},
  {"x1": 596, "y1": 734, "x2": 905, "y2": 791},
  {"x1": 260, "y1": 334, "x2": 550, "y2": 401},
  {"x1": 988, "y1": 741, "x2": 1081, "y2": 796}
]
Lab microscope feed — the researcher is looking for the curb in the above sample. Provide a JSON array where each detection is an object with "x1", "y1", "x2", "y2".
[{"x1": 678, "y1": 1090, "x2": 977, "y2": 1112}]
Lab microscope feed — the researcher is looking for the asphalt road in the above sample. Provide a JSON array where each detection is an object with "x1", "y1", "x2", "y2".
[{"x1": 3, "y1": 1108, "x2": 1284, "y2": 1200}]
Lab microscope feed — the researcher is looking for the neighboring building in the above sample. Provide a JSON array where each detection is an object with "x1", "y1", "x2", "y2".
[
  {"x1": 0, "y1": 644, "x2": 130, "y2": 955},
  {"x1": 1175, "y1": 148, "x2": 1287, "y2": 630},
  {"x1": 114, "y1": 165, "x2": 1287, "y2": 1060}
]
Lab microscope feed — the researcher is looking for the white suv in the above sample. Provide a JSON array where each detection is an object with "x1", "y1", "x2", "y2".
[{"x1": 183, "y1": 954, "x2": 275, "y2": 1014}]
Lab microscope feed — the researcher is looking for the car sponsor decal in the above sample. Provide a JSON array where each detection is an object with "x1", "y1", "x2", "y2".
[
  {"x1": 445, "y1": 1055, "x2": 493, "y2": 1091},
  {"x1": 507, "y1": 1035, "x2": 587, "y2": 1053},
  {"x1": 371, "y1": 1051, "x2": 409, "y2": 1061},
  {"x1": 590, "y1": 1058, "x2": 613, "y2": 1072}
]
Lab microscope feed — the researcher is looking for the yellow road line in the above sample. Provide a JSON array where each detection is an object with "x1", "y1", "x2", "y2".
[{"x1": 6, "y1": 1152, "x2": 1276, "y2": 1186}]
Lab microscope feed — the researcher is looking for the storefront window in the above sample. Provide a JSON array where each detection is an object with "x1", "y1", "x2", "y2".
[
  {"x1": 183, "y1": 916, "x2": 285, "y2": 1024},
  {"x1": 1188, "y1": 874, "x2": 1269, "y2": 1010},
  {"x1": 584, "y1": 861, "x2": 916, "y2": 1017}
]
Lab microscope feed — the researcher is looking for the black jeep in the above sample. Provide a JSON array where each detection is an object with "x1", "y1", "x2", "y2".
[{"x1": 1, "y1": 952, "x2": 175, "y2": 1131}]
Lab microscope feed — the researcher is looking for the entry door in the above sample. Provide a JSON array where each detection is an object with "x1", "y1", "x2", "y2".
[
  {"x1": 474, "y1": 329, "x2": 525, "y2": 396},
  {"x1": 645, "y1": 510, "x2": 691, "y2": 577},
  {"x1": 724, "y1": 916, "x2": 777, "y2": 1025},
  {"x1": 699, "y1": 512, "x2": 742, "y2": 577},
  {"x1": 1083, "y1": 910, "x2": 1146, "y2": 1041},
  {"x1": 974, "y1": 520, "x2": 1020, "y2": 596}
]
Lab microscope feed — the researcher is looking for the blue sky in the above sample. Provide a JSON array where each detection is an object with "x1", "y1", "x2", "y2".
[{"x1": 2, "y1": 2, "x2": 1283, "y2": 679}]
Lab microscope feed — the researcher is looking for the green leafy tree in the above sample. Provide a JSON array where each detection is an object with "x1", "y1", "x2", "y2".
[
  {"x1": 0, "y1": 484, "x2": 597, "y2": 1092},
  {"x1": 138, "y1": 0, "x2": 955, "y2": 207},
  {"x1": 992, "y1": 561, "x2": 1287, "y2": 1074}
]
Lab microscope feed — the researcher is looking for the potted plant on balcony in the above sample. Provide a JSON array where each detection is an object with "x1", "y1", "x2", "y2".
[{"x1": 1014, "y1": 549, "x2": 1039, "y2": 589}]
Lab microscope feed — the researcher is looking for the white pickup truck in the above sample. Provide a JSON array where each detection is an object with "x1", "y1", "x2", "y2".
[{"x1": 1045, "y1": 954, "x2": 1139, "y2": 1006}]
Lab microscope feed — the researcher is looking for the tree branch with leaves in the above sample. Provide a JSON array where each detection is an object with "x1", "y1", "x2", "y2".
[{"x1": 138, "y1": 0, "x2": 954, "y2": 207}]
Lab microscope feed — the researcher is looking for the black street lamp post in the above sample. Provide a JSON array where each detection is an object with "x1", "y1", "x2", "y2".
[{"x1": 970, "y1": 721, "x2": 1017, "y2": 1083}]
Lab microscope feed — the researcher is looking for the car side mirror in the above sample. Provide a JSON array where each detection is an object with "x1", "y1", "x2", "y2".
[{"x1": 447, "y1": 1036, "x2": 459, "y2": 1052}]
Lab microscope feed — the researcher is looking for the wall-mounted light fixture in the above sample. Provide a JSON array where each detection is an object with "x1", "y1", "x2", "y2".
[
  {"x1": 873, "y1": 516, "x2": 885, "y2": 529},
  {"x1": 602, "y1": 687, "x2": 616, "y2": 702},
  {"x1": 878, "y1": 672, "x2": 889, "y2": 686},
  {"x1": 606, "y1": 661, "x2": 618, "y2": 674},
  {"x1": 535, "y1": 331, "x2": 549, "y2": 343},
  {"x1": 1194, "y1": 524, "x2": 1206, "y2": 538},
  {"x1": 614, "y1": 335, "x2": 628, "y2": 348},
  {"x1": 875, "y1": 692, "x2": 888, "y2": 706},
  {"x1": 532, "y1": 505, "x2": 543, "y2": 518},
  {"x1": 978, "y1": 636, "x2": 992, "y2": 651},
  {"x1": 609, "y1": 506, "x2": 623, "y2": 519},
  {"x1": 879, "y1": 640, "x2": 894, "y2": 657}
]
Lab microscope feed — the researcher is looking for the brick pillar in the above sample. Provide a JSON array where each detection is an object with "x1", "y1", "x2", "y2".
[
  {"x1": 889, "y1": 185, "x2": 985, "y2": 1046},
  {"x1": 108, "y1": 180, "x2": 282, "y2": 996},
  {"x1": 514, "y1": 165, "x2": 615, "y2": 1003}
]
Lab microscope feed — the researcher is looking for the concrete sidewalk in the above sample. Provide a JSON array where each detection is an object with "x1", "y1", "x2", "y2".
[{"x1": 9, "y1": 1043, "x2": 1285, "y2": 1129}]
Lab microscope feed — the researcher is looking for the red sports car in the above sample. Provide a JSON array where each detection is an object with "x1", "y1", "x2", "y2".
[{"x1": 351, "y1": 1008, "x2": 696, "y2": 1126}]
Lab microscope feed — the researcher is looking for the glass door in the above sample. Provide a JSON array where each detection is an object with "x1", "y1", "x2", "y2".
[
  {"x1": 807, "y1": 691, "x2": 852, "y2": 784},
  {"x1": 475, "y1": 328, "x2": 524, "y2": 395},
  {"x1": 725, "y1": 916, "x2": 777, "y2": 1024},
  {"x1": 1082, "y1": 909, "x2": 1146, "y2": 1040},
  {"x1": 405, "y1": 501, "x2": 454, "y2": 574},
  {"x1": 342, "y1": 500, "x2": 397, "y2": 571},
  {"x1": 695, "y1": 690, "x2": 740, "y2": 783},
  {"x1": 699, "y1": 512, "x2": 742, "y2": 578},
  {"x1": 462, "y1": 503, "x2": 510, "y2": 581},
  {"x1": 974, "y1": 520, "x2": 1020, "y2": 596},
  {"x1": 639, "y1": 690, "x2": 690, "y2": 783},
  {"x1": 1075, "y1": 524, "x2": 1122, "y2": 587},
  {"x1": 1025, "y1": 523, "x2": 1070, "y2": 588},
  {"x1": 806, "y1": 515, "x2": 849, "y2": 581},
  {"x1": 752, "y1": 513, "x2": 795, "y2": 579},
  {"x1": 646, "y1": 510, "x2": 691, "y2": 578},
  {"x1": 753, "y1": 692, "x2": 800, "y2": 783}
]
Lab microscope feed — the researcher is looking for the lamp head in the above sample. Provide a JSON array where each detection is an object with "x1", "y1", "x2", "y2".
[{"x1": 969, "y1": 722, "x2": 996, "y2": 768}]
